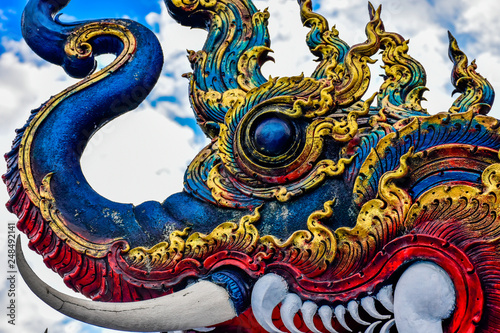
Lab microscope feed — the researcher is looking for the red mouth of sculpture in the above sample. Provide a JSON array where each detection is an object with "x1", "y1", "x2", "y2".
[{"x1": 211, "y1": 234, "x2": 483, "y2": 333}]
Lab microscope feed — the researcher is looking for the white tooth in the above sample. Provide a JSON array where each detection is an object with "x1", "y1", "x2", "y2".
[
  {"x1": 393, "y1": 262, "x2": 455, "y2": 333},
  {"x1": 301, "y1": 301, "x2": 322, "y2": 333},
  {"x1": 360, "y1": 296, "x2": 391, "y2": 320},
  {"x1": 364, "y1": 321, "x2": 382, "y2": 333},
  {"x1": 251, "y1": 274, "x2": 288, "y2": 333},
  {"x1": 334, "y1": 304, "x2": 352, "y2": 332},
  {"x1": 318, "y1": 305, "x2": 338, "y2": 333},
  {"x1": 376, "y1": 285, "x2": 394, "y2": 313},
  {"x1": 280, "y1": 293, "x2": 304, "y2": 333},
  {"x1": 347, "y1": 300, "x2": 371, "y2": 326},
  {"x1": 193, "y1": 327, "x2": 215, "y2": 332},
  {"x1": 379, "y1": 318, "x2": 395, "y2": 333}
]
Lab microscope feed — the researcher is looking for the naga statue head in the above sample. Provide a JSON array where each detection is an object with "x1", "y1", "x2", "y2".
[{"x1": 6, "y1": 0, "x2": 500, "y2": 332}]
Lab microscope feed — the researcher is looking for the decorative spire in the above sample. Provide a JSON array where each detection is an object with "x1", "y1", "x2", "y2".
[{"x1": 448, "y1": 31, "x2": 495, "y2": 114}]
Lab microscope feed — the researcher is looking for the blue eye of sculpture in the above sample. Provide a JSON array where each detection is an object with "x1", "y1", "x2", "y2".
[{"x1": 253, "y1": 116, "x2": 294, "y2": 156}]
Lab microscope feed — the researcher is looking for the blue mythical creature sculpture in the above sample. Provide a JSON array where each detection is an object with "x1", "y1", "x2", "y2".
[{"x1": 5, "y1": 0, "x2": 500, "y2": 332}]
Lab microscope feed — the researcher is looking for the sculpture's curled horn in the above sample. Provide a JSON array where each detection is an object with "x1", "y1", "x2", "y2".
[
  {"x1": 333, "y1": 3, "x2": 383, "y2": 107},
  {"x1": 298, "y1": 0, "x2": 350, "y2": 80},
  {"x1": 16, "y1": 237, "x2": 237, "y2": 331},
  {"x1": 291, "y1": 2, "x2": 384, "y2": 117},
  {"x1": 165, "y1": 0, "x2": 273, "y2": 132},
  {"x1": 448, "y1": 31, "x2": 495, "y2": 114}
]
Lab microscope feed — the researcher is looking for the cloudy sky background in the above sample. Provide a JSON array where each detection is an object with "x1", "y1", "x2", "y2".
[{"x1": 1, "y1": 0, "x2": 500, "y2": 332}]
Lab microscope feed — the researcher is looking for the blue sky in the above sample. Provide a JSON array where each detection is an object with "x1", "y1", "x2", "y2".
[
  {"x1": 2, "y1": 0, "x2": 500, "y2": 332},
  {"x1": 1, "y1": 0, "x2": 161, "y2": 40}
]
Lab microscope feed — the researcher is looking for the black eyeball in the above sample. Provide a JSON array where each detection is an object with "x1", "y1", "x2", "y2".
[
  {"x1": 253, "y1": 116, "x2": 295, "y2": 157},
  {"x1": 232, "y1": 103, "x2": 311, "y2": 184}
]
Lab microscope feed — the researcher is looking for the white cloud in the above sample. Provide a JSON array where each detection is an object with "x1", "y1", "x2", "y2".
[
  {"x1": 0, "y1": 39, "x2": 78, "y2": 133},
  {"x1": 254, "y1": 0, "x2": 317, "y2": 77},
  {"x1": 81, "y1": 105, "x2": 201, "y2": 203},
  {"x1": 456, "y1": 0, "x2": 500, "y2": 49},
  {"x1": 1, "y1": 37, "x2": 48, "y2": 64},
  {"x1": 57, "y1": 13, "x2": 79, "y2": 23}
]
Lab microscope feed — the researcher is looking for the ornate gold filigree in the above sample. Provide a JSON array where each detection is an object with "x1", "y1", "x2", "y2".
[
  {"x1": 405, "y1": 149, "x2": 500, "y2": 240},
  {"x1": 126, "y1": 228, "x2": 190, "y2": 271},
  {"x1": 260, "y1": 200, "x2": 337, "y2": 277},
  {"x1": 185, "y1": 206, "x2": 261, "y2": 258},
  {"x1": 343, "y1": 148, "x2": 412, "y2": 237},
  {"x1": 448, "y1": 33, "x2": 494, "y2": 114},
  {"x1": 299, "y1": 0, "x2": 347, "y2": 80},
  {"x1": 126, "y1": 207, "x2": 262, "y2": 269},
  {"x1": 211, "y1": 108, "x2": 358, "y2": 202},
  {"x1": 237, "y1": 45, "x2": 273, "y2": 92},
  {"x1": 126, "y1": 199, "x2": 339, "y2": 277},
  {"x1": 331, "y1": 148, "x2": 413, "y2": 275},
  {"x1": 127, "y1": 150, "x2": 415, "y2": 278},
  {"x1": 330, "y1": 92, "x2": 376, "y2": 142},
  {"x1": 353, "y1": 116, "x2": 420, "y2": 205},
  {"x1": 222, "y1": 155, "x2": 354, "y2": 202},
  {"x1": 236, "y1": 8, "x2": 272, "y2": 92},
  {"x1": 206, "y1": 86, "x2": 376, "y2": 207},
  {"x1": 170, "y1": 0, "x2": 217, "y2": 10},
  {"x1": 333, "y1": 5, "x2": 382, "y2": 107}
]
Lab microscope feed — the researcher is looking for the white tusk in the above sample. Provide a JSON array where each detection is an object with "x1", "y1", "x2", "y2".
[
  {"x1": 280, "y1": 293, "x2": 304, "y2": 333},
  {"x1": 393, "y1": 261, "x2": 455, "y2": 333},
  {"x1": 376, "y1": 285, "x2": 394, "y2": 313},
  {"x1": 318, "y1": 305, "x2": 338, "y2": 333},
  {"x1": 251, "y1": 273, "x2": 288, "y2": 333},
  {"x1": 360, "y1": 296, "x2": 391, "y2": 320},
  {"x1": 301, "y1": 301, "x2": 322, "y2": 333},
  {"x1": 16, "y1": 236, "x2": 236, "y2": 332},
  {"x1": 347, "y1": 300, "x2": 370, "y2": 326},
  {"x1": 334, "y1": 304, "x2": 352, "y2": 332}
]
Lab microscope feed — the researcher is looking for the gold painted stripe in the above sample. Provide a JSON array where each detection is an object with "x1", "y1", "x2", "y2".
[{"x1": 18, "y1": 22, "x2": 136, "y2": 257}]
